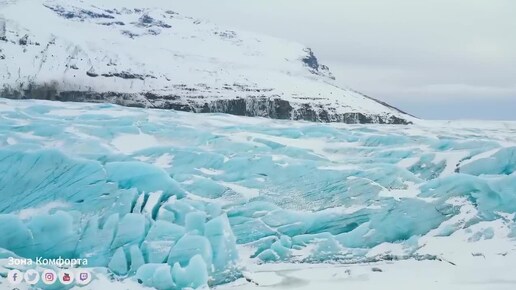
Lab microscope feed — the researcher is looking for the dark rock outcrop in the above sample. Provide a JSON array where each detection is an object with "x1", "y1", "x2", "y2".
[
  {"x1": 1, "y1": 86, "x2": 411, "y2": 124},
  {"x1": 44, "y1": 4, "x2": 115, "y2": 20},
  {"x1": 302, "y1": 48, "x2": 335, "y2": 80}
]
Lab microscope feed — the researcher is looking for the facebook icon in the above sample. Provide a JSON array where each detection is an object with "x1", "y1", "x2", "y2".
[{"x1": 8, "y1": 269, "x2": 23, "y2": 285}]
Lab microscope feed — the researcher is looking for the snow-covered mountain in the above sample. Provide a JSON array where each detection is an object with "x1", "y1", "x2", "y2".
[{"x1": 0, "y1": 0, "x2": 413, "y2": 124}]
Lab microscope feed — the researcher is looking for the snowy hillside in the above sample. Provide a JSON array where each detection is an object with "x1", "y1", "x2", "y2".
[
  {"x1": 0, "y1": 99, "x2": 515, "y2": 289},
  {"x1": 0, "y1": 0, "x2": 412, "y2": 124}
]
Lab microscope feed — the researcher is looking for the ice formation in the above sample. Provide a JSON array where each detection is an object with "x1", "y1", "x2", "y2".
[{"x1": 0, "y1": 98, "x2": 515, "y2": 289}]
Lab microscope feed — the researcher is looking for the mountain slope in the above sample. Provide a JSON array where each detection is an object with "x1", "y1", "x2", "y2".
[{"x1": 0, "y1": 0, "x2": 413, "y2": 124}]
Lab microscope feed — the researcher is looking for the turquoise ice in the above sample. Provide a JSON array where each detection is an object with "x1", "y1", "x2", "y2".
[{"x1": 0, "y1": 99, "x2": 515, "y2": 289}]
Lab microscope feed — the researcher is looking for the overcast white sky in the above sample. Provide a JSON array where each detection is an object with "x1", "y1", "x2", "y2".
[{"x1": 171, "y1": 0, "x2": 516, "y2": 120}]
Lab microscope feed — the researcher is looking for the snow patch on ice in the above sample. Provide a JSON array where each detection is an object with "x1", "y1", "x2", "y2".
[{"x1": 112, "y1": 133, "x2": 160, "y2": 153}]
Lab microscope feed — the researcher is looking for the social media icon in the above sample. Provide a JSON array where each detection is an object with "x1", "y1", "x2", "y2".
[
  {"x1": 24, "y1": 269, "x2": 40, "y2": 285},
  {"x1": 7, "y1": 269, "x2": 23, "y2": 284},
  {"x1": 59, "y1": 269, "x2": 74, "y2": 285},
  {"x1": 75, "y1": 269, "x2": 92, "y2": 285},
  {"x1": 42, "y1": 269, "x2": 57, "y2": 285}
]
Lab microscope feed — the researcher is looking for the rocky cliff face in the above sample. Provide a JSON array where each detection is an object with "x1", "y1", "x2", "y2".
[{"x1": 0, "y1": 0, "x2": 414, "y2": 124}]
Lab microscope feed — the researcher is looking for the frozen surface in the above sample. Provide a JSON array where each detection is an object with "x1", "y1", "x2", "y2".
[{"x1": 0, "y1": 98, "x2": 515, "y2": 289}]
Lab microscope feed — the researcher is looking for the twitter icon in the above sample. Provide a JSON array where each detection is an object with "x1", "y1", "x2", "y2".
[{"x1": 24, "y1": 269, "x2": 40, "y2": 285}]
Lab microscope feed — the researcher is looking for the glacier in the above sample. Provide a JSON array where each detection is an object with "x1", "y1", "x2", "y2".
[{"x1": 0, "y1": 98, "x2": 515, "y2": 289}]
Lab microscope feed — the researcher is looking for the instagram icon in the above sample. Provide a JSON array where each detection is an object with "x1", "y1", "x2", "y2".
[{"x1": 42, "y1": 269, "x2": 57, "y2": 285}]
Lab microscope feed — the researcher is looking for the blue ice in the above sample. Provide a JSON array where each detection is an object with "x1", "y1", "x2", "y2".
[{"x1": 0, "y1": 99, "x2": 515, "y2": 289}]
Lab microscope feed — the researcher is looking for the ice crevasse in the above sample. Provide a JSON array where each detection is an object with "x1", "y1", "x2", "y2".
[{"x1": 0, "y1": 99, "x2": 516, "y2": 289}]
